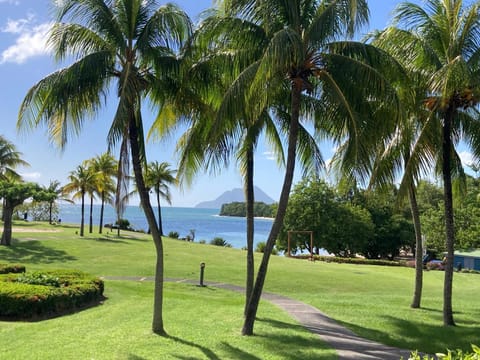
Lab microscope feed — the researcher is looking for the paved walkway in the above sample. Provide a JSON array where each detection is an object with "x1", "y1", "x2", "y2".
[{"x1": 105, "y1": 276, "x2": 414, "y2": 360}]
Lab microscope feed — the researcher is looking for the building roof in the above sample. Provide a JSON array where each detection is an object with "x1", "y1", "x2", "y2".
[{"x1": 455, "y1": 249, "x2": 480, "y2": 258}]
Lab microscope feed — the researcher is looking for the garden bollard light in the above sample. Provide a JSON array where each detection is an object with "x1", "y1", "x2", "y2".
[{"x1": 200, "y1": 262, "x2": 206, "y2": 286}]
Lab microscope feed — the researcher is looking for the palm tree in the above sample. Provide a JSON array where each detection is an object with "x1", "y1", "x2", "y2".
[
  {"x1": 43, "y1": 180, "x2": 74, "y2": 224},
  {"x1": 63, "y1": 164, "x2": 97, "y2": 237},
  {"x1": 0, "y1": 135, "x2": 29, "y2": 182},
  {"x1": 381, "y1": 0, "x2": 480, "y2": 326},
  {"x1": 221, "y1": 0, "x2": 400, "y2": 335},
  {"x1": 89, "y1": 153, "x2": 117, "y2": 234},
  {"x1": 144, "y1": 161, "x2": 177, "y2": 236},
  {"x1": 17, "y1": 0, "x2": 191, "y2": 335},
  {"x1": 0, "y1": 135, "x2": 29, "y2": 221}
]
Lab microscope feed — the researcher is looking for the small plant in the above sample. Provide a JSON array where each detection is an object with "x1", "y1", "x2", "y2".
[
  {"x1": 115, "y1": 219, "x2": 131, "y2": 230},
  {"x1": 199, "y1": 239, "x2": 206, "y2": 244},
  {"x1": 255, "y1": 241, "x2": 278, "y2": 255},
  {"x1": 168, "y1": 231, "x2": 179, "y2": 239},
  {"x1": 210, "y1": 237, "x2": 232, "y2": 247},
  {"x1": 407, "y1": 345, "x2": 480, "y2": 360},
  {"x1": 16, "y1": 272, "x2": 61, "y2": 287}
]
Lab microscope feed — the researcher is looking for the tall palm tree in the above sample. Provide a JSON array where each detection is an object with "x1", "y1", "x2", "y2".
[
  {"x1": 381, "y1": 0, "x2": 480, "y2": 326},
  {"x1": 43, "y1": 180, "x2": 74, "y2": 224},
  {"x1": 144, "y1": 161, "x2": 177, "y2": 236},
  {"x1": 89, "y1": 153, "x2": 117, "y2": 234},
  {"x1": 222, "y1": 0, "x2": 399, "y2": 335},
  {"x1": 63, "y1": 164, "x2": 97, "y2": 237},
  {"x1": 17, "y1": 0, "x2": 191, "y2": 334}
]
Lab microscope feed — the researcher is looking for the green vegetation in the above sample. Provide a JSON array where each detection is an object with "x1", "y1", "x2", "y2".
[
  {"x1": 0, "y1": 222, "x2": 479, "y2": 357},
  {"x1": 220, "y1": 202, "x2": 275, "y2": 218},
  {"x1": 0, "y1": 269, "x2": 104, "y2": 319}
]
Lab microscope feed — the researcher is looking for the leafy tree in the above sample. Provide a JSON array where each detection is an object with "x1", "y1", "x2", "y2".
[
  {"x1": 144, "y1": 161, "x2": 177, "y2": 236},
  {"x1": 0, "y1": 181, "x2": 45, "y2": 246},
  {"x1": 42, "y1": 180, "x2": 73, "y2": 224},
  {"x1": 382, "y1": 0, "x2": 480, "y2": 326},
  {"x1": 17, "y1": 0, "x2": 192, "y2": 335}
]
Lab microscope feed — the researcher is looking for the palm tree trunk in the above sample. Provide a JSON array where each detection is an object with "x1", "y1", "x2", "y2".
[
  {"x1": 409, "y1": 182, "x2": 423, "y2": 308},
  {"x1": 129, "y1": 116, "x2": 166, "y2": 335},
  {"x1": 156, "y1": 191, "x2": 164, "y2": 236},
  {"x1": 242, "y1": 84, "x2": 301, "y2": 335},
  {"x1": 442, "y1": 107, "x2": 455, "y2": 326},
  {"x1": 80, "y1": 191, "x2": 85, "y2": 237},
  {"x1": 244, "y1": 146, "x2": 255, "y2": 316},
  {"x1": 89, "y1": 194, "x2": 94, "y2": 233},
  {"x1": 99, "y1": 191, "x2": 105, "y2": 234}
]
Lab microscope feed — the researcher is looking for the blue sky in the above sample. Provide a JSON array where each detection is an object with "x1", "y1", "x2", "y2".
[{"x1": 0, "y1": 0, "x2": 473, "y2": 207}]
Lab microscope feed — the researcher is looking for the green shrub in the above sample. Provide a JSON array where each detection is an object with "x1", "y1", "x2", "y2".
[
  {"x1": 407, "y1": 345, "x2": 480, "y2": 359},
  {"x1": 255, "y1": 241, "x2": 278, "y2": 255},
  {"x1": 168, "y1": 231, "x2": 179, "y2": 239},
  {"x1": 210, "y1": 237, "x2": 232, "y2": 247},
  {"x1": 0, "y1": 270, "x2": 104, "y2": 320},
  {"x1": 0, "y1": 264, "x2": 26, "y2": 274},
  {"x1": 292, "y1": 255, "x2": 405, "y2": 267}
]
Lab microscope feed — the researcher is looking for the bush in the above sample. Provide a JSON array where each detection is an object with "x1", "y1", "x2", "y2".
[
  {"x1": 0, "y1": 269, "x2": 104, "y2": 320},
  {"x1": 210, "y1": 237, "x2": 232, "y2": 247},
  {"x1": 292, "y1": 255, "x2": 405, "y2": 267},
  {"x1": 115, "y1": 218, "x2": 131, "y2": 230},
  {"x1": 168, "y1": 231, "x2": 179, "y2": 239},
  {"x1": 0, "y1": 264, "x2": 26, "y2": 274},
  {"x1": 255, "y1": 241, "x2": 278, "y2": 255},
  {"x1": 407, "y1": 345, "x2": 480, "y2": 359}
]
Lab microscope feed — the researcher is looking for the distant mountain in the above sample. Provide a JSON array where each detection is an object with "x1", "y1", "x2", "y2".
[{"x1": 195, "y1": 186, "x2": 275, "y2": 209}]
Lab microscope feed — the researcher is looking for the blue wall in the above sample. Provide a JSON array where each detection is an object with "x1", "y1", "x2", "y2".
[{"x1": 453, "y1": 255, "x2": 480, "y2": 271}]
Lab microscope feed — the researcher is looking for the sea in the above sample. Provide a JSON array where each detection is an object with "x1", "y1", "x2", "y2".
[{"x1": 57, "y1": 204, "x2": 274, "y2": 249}]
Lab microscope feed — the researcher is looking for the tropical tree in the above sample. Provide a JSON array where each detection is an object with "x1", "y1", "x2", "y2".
[
  {"x1": 0, "y1": 181, "x2": 45, "y2": 246},
  {"x1": 17, "y1": 0, "x2": 191, "y2": 335},
  {"x1": 43, "y1": 180, "x2": 74, "y2": 224},
  {"x1": 63, "y1": 164, "x2": 97, "y2": 237},
  {"x1": 219, "y1": 0, "x2": 399, "y2": 335},
  {"x1": 144, "y1": 161, "x2": 176, "y2": 236},
  {"x1": 0, "y1": 135, "x2": 28, "y2": 182},
  {"x1": 376, "y1": 0, "x2": 480, "y2": 326},
  {"x1": 88, "y1": 153, "x2": 117, "y2": 234}
]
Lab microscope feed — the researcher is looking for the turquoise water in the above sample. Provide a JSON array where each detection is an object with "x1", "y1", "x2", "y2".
[{"x1": 58, "y1": 204, "x2": 273, "y2": 249}]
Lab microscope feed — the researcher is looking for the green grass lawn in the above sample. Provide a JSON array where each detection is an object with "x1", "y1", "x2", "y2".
[{"x1": 1, "y1": 221, "x2": 479, "y2": 357}]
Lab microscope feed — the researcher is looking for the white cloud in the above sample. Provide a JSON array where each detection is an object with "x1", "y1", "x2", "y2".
[
  {"x1": 20, "y1": 172, "x2": 42, "y2": 180},
  {"x1": 459, "y1": 151, "x2": 474, "y2": 167},
  {"x1": 1, "y1": 21, "x2": 52, "y2": 64},
  {"x1": 2, "y1": 15, "x2": 34, "y2": 34},
  {"x1": 263, "y1": 151, "x2": 276, "y2": 161}
]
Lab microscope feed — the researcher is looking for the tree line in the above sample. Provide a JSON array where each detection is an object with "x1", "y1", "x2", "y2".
[
  {"x1": 220, "y1": 202, "x2": 275, "y2": 218},
  {"x1": 3, "y1": 0, "x2": 479, "y2": 335}
]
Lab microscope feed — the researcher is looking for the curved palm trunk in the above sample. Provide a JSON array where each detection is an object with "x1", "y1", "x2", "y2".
[
  {"x1": 129, "y1": 117, "x2": 166, "y2": 335},
  {"x1": 244, "y1": 147, "x2": 255, "y2": 315},
  {"x1": 89, "y1": 194, "x2": 94, "y2": 233},
  {"x1": 242, "y1": 85, "x2": 301, "y2": 335},
  {"x1": 99, "y1": 191, "x2": 105, "y2": 234},
  {"x1": 442, "y1": 108, "x2": 455, "y2": 326},
  {"x1": 80, "y1": 190, "x2": 85, "y2": 237},
  {"x1": 409, "y1": 183, "x2": 423, "y2": 308},
  {"x1": 156, "y1": 190, "x2": 164, "y2": 236}
]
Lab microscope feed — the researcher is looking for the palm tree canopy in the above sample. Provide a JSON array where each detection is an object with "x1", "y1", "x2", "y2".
[
  {"x1": 0, "y1": 135, "x2": 29, "y2": 181},
  {"x1": 144, "y1": 161, "x2": 177, "y2": 205}
]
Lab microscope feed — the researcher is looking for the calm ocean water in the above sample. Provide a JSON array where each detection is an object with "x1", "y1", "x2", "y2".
[{"x1": 58, "y1": 204, "x2": 273, "y2": 249}]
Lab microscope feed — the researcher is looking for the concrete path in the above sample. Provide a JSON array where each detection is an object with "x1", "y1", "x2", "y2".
[{"x1": 105, "y1": 276, "x2": 414, "y2": 359}]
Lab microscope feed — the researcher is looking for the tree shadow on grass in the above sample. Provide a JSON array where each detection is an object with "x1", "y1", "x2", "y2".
[
  {"x1": 1, "y1": 240, "x2": 77, "y2": 264},
  {"x1": 250, "y1": 318, "x2": 336, "y2": 359},
  {"x1": 167, "y1": 335, "x2": 221, "y2": 360}
]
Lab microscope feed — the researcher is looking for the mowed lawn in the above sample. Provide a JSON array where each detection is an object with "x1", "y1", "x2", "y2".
[{"x1": 1, "y1": 221, "x2": 479, "y2": 358}]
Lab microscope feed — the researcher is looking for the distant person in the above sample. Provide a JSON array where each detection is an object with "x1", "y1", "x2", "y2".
[{"x1": 23, "y1": 212, "x2": 28, "y2": 221}]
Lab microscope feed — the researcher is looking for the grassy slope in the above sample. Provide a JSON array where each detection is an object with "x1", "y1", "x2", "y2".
[{"x1": 1, "y1": 221, "x2": 479, "y2": 355}]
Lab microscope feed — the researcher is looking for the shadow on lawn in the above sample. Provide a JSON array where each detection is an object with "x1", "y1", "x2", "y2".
[
  {"x1": 168, "y1": 335, "x2": 221, "y2": 360},
  {"x1": 338, "y1": 313, "x2": 480, "y2": 354},
  {"x1": 1, "y1": 240, "x2": 77, "y2": 264}
]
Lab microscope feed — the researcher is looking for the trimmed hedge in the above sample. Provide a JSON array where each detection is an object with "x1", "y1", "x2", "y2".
[
  {"x1": 292, "y1": 254, "x2": 406, "y2": 267},
  {"x1": 0, "y1": 269, "x2": 104, "y2": 320},
  {"x1": 0, "y1": 264, "x2": 26, "y2": 274}
]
